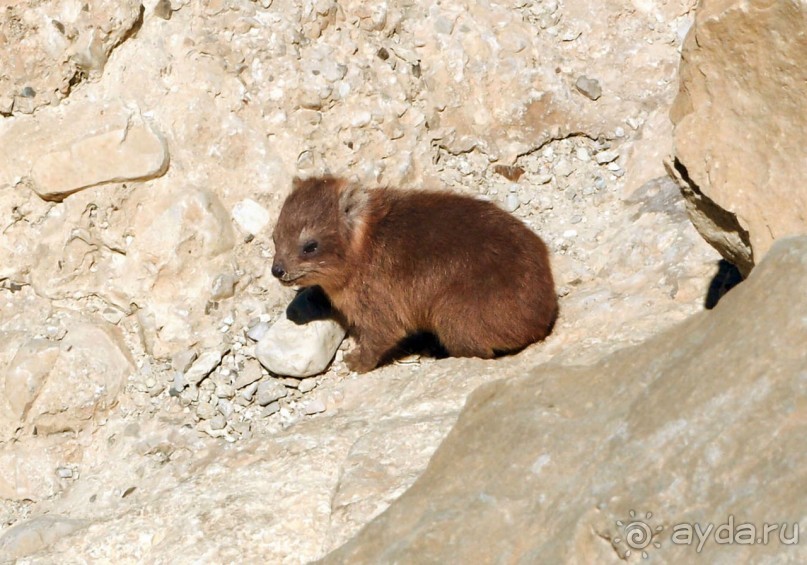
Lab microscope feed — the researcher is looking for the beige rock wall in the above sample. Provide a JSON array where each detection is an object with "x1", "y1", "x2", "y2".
[
  {"x1": 0, "y1": 0, "x2": 144, "y2": 114},
  {"x1": 671, "y1": 0, "x2": 807, "y2": 275},
  {"x1": 325, "y1": 236, "x2": 807, "y2": 563}
]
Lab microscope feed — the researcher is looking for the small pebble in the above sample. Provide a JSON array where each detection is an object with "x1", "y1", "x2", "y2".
[
  {"x1": 196, "y1": 402, "x2": 217, "y2": 420},
  {"x1": 180, "y1": 385, "x2": 199, "y2": 405},
  {"x1": 504, "y1": 192, "x2": 520, "y2": 213},
  {"x1": 256, "y1": 380, "x2": 288, "y2": 406},
  {"x1": 281, "y1": 377, "x2": 301, "y2": 389},
  {"x1": 171, "y1": 350, "x2": 197, "y2": 373},
  {"x1": 216, "y1": 384, "x2": 235, "y2": 399},
  {"x1": 101, "y1": 308, "x2": 124, "y2": 325},
  {"x1": 595, "y1": 150, "x2": 619, "y2": 165},
  {"x1": 241, "y1": 381, "x2": 259, "y2": 402},
  {"x1": 575, "y1": 76, "x2": 602, "y2": 100},
  {"x1": 298, "y1": 379, "x2": 318, "y2": 393},
  {"x1": 351, "y1": 111, "x2": 372, "y2": 128},
  {"x1": 217, "y1": 399, "x2": 235, "y2": 418},
  {"x1": 209, "y1": 415, "x2": 227, "y2": 430},
  {"x1": 169, "y1": 372, "x2": 187, "y2": 396},
  {"x1": 304, "y1": 398, "x2": 327, "y2": 415},
  {"x1": 234, "y1": 359, "x2": 263, "y2": 389},
  {"x1": 56, "y1": 466, "x2": 73, "y2": 479},
  {"x1": 211, "y1": 274, "x2": 236, "y2": 301},
  {"x1": 262, "y1": 401, "x2": 281, "y2": 417},
  {"x1": 185, "y1": 351, "x2": 223, "y2": 385}
]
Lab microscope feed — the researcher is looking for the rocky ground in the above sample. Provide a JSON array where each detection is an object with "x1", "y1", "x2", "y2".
[{"x1": 3, "y1": 0, "x2": 802, "y2": 562}]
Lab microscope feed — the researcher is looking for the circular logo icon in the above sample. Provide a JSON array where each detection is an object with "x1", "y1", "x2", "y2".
[{"x1": 623, "y1": 520, "x2": 653, "y2": 550}]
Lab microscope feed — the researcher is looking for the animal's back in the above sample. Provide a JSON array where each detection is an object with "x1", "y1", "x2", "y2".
[{"x1": 360, "y1": 188, "x2": 557, "y2": 354}]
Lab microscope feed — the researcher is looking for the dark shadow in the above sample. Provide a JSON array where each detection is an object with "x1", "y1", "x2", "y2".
[
  {"x1": 704, "y1": 259, "x2": 744, "y2": 310},
  {"x1": 378, "y1": 332, "x2": 449, "y2": 367},
  {"x1": 286, "y1": 286, "x2": 343, "y2": 325}
]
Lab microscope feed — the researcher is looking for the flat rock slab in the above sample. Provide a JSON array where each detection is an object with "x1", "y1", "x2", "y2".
[{"x1": 31, "y1": 122, "x2": 169, "y2": 200}]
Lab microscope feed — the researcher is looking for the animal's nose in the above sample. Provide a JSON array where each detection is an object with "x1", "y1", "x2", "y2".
[{"x1": 271, "y1": 263, "x2": 286, "y2": 279}]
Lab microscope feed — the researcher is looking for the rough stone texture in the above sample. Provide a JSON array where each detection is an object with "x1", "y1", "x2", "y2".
[
  {"x1": 0, "y1": 0, "x2": 144, "y2": 115},
  {"x1": 0, "y1": 319, "x2": 133, "y2": 441},
  {"x1": 183, "y1": 350, "x2": 223, "y2": 386},
  {"x1": 0, "y1": 317, "x2": 134, "y2": 503},
  {"x1": 671, "y1": 0, "x2": 807, "y2": 275},
  {"x1": 255, "y1": 380, "x2": 288, "y2": 406},
  {"x1": 0, "y1": 516, "x2": 88, "y2": 561},
  {"x1": 256, "y1": 312, "x2": 345, "y2": 378},
  {"x1": 325, "y1": 236, "x2": 807, "y2": 563}
]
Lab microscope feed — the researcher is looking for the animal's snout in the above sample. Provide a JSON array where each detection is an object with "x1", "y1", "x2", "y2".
[{"x1": 271, "y1": 263, "x2": 286, "y2": 279}]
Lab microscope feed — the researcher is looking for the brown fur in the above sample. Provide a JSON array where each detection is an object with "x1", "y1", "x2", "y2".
[{"x1": 271, "y1": 176, "x2": 558, "y2": 373}]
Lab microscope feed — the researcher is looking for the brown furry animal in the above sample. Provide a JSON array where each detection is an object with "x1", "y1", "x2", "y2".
[{"x1": 271, "y1": 176, "x2": 558, "y2": 373}]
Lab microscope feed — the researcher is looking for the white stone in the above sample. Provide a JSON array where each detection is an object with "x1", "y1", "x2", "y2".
[
  {"x1": 246, "y1": 322, "x2": 271, "y2": 342},
  {"x1": 255, "y1": 312, "x2": 345, "y2": 378},
  {"x1": 184, "y1": 350, "x2": 223, "y2": 386},
  {"x1": 298, "y1": 378, "x2": 318, "y2": 393},
  {"x1": 595, "y1": 150, "x2": 619, "y2": 165},
  {"x1": 503, "y1": 192, "x2": 520, "y2": 213},
  {"x1": 232, "y1": 199, "x2": 271, "y2": 235}
]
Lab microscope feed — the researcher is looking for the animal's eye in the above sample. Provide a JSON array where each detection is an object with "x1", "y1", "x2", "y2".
[{"x1": 302, "y1": 240, "x2": 319, "y2": 255}]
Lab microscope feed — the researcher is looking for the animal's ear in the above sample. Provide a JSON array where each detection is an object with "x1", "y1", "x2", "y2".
[
  {"x1": 292, "y1": 176, "x2": 347, "y2": 195},
  {"x1": 337, "y1": 182, "x2": 369, "y2": 231}
]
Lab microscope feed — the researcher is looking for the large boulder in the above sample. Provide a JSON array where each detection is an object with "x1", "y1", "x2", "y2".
[
  {"x1": 0, "y1": 319, "x2": 134, "y2": 442},
  {"x1": 670, "y1": 0, "x2": 807, "y2": 276},
  {"x1": 325, "y1": 236, "x2": 807, "y2": 563}
]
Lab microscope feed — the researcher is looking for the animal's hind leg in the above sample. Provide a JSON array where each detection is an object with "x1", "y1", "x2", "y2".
[{"x1": 437, "y1": 330, "x2": 496, "y2": 360}]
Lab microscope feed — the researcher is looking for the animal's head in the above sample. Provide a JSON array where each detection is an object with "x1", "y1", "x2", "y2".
[{"x1": 271, "y1": 176, "x2": 369, "y2": 289}]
